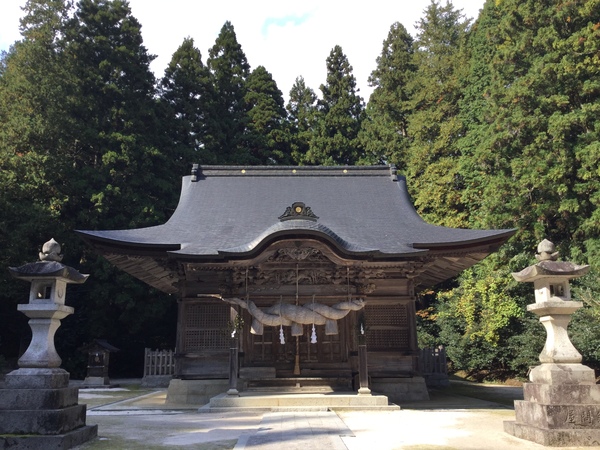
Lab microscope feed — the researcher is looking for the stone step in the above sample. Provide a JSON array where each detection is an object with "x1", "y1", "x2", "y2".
[
  {"x1": 201, "y1": 405, "x2": 400, "y2": 413},
  {"x1": 244, "y1": 385, "x2": 339, "y2": 393},
  {"x1": 202, "y1": 391, "x2": 400, "y2": 413}
]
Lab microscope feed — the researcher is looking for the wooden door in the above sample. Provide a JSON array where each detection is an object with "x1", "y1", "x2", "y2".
[{"x1": 246, "y1": 317, "x2": 349, "y2": 370}]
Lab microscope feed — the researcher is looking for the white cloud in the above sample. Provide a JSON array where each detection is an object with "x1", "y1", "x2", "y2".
[{"x1": 0, "y1": 0, "x2": 484, "y2": 101}]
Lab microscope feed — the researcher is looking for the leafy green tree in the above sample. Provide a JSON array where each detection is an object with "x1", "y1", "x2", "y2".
[
  {"x1": 571, "y1": 269, "x2": 600, "y2": 369},
  {"x1": 244, "y1": 65, "x2": 291, "y2": 164},
  {"x1": 432, "y1": 254, "x2": 544, "y2": 379},
  {"x1": 359, "y1": 22, "x2": 415, "y2": 167},
  {"x1": 159, "y1": 37, "x2": 218, "y2": 169},
  {"x1": 404, "y1": 0, "x2": 471, "y2": 227},
  {"x1": 286, "y1": 76, "x2": 317, "y2": 164},
  {"x1": 206, "y1": 21, "x2": 251, "y2": 163},
  {"x1": 305, "y1": 45, "x2": 365, "y2": 165}
]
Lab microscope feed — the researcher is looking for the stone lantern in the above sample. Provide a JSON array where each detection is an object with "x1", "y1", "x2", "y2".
[
  {"x1": 504, "y1": 239, "x2": 600, "y2": 447},
  {"x1": 0, "y1": 239, "x2": 97, "y2": 449},
  {"x1": 7, "y1": 239, "x2": 88, "y2": 377}
]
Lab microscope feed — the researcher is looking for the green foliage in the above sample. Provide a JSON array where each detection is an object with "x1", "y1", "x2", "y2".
[
  {"x1": 159, "y1": 37, "x2": 217, "y2": 167},
  {"x1": 433, "y1": 263, "x2": 543, "y2": 378},
  {"x1": 458, "y1": 0, "x2": 600, "y2": 253},
  {"x1": 206, "y1": 21, "x2": 251, "y2": 163},
  {"x1": 404, "y1": 0, "x2": 471, "y2": 227},
  {"x1": 438, "y1": 270, "x2": 523, "y2": 346},
  {"x1": 570, "y1": 269, "x2": 600, "y2": 369},
  {"x1": 286, "y1": 76, "x2": 317, "y2": 164},
  {"x1": 245, "y1": 66, "x2": 291, "y2": 164},
  {"x1": 359, "y1": 22, "x2": 415, "y2": 167},
  {"x1": 410, "y1": 0, "x2": 600, "y2": 379},
  {"x1": 0, "y1": 0, "x2": 177, "y2": 376},
  {"x1": 305, "y1": 45, "x2": 365, "y2": 165}
]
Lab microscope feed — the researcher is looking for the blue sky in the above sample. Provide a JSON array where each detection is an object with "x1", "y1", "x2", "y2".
[{"x1": 0, "y1": 0, "x2": 485, "y2": 101}]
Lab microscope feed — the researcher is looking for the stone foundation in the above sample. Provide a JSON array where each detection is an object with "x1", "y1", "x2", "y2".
[
  {"x1": 141, "y1": 374, "x2": 173, "y2": 388},
  {"x1": 370, "y1": 376, "x2": 430, "y2": 403},
  {"x1": 0, "y1": 369, "x2": 97, "y2": 449},
  {"x1": 166, "y1": 379, "x2": 230, "y2": 405},
  {"x1": 505, "y1": 365, "x2": 600, "y2": 446}
]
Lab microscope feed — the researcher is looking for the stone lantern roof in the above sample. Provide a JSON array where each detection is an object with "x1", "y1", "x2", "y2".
[
  {"x1": 9, "y1": 238, "x2": 89, "y2": 284},
  {"x1": 512, "y1": 239, "x2": 589, "y2": 282}
]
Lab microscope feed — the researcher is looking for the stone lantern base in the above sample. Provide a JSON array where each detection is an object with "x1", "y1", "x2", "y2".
[
  {"x1": 0, "y1": 369, "x2": 97, "y2": 450},
  {"x1": 504, "y1": 364, "x2": 600, "y2": 447}
]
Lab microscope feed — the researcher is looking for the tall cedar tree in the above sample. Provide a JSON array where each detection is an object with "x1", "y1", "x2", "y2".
[
  {"x1": 244, "y1": 66, "x2": 291, "y2": 164},
  {"x1": 206, "y1": 21, "x2": 251, "y2": 164},
  {"x1": 405, "y1": 0, "x2": 471, "y2": 227},
  {"x1": 305, "y1": 45, "x2": 365, "y2": 165},
  {"x1": 63, "y1": 0, "x2": 175, "y2": 229},
  {"x1": 456, "y1": 0, "x2": 504, "y2": 231},
  {"x1": 458, "y1": 0, "x2": 600, "y2": 262},
  {"x1": 0, "y1": 0, "x2": 178, "y2": 375},
  {"x1": 359, "y1": 22, "x2": 415, "y2": 167},
  {"x1": 63, "y1": 0, "x2": 177, "y2": 372},
  {"x1": 159, "y1": 37, "x2": 218, "y2": 169},
  {"x1": 286, "y1": 76, "x2": 318, "y2": 164}
]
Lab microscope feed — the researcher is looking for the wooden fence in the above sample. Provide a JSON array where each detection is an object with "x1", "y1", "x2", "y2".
[
  {"x1": 419, "y1": 346, "x2": 449, "y2": 387},
  {"x1": 143, "y1": 348, "x2": 175, "y2": 377}
]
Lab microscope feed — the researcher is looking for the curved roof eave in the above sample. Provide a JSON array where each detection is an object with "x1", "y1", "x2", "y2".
[
  {"x1": 75, "y1": 229, "x2": 181, "y2": 253},
  {"x1": 412, "y1": 228, "x2": 517, "y2": 250}
]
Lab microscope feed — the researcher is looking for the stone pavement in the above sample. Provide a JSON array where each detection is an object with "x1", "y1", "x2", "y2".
[
  {"x1": 236, "y1": 411, "x2": 351, "y2": 450},
  {"x1": 73, "y1": 381, "x2": 599, "y2": 449}
]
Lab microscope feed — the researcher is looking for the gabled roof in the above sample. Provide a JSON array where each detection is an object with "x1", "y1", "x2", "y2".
[{"x1": 78, "y1": 165, "x2": 514, "y2": 262}]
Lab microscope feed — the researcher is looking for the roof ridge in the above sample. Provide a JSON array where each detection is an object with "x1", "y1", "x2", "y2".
[{"x1": 191, "y1": 164, "x2": 400, "y2": 179}]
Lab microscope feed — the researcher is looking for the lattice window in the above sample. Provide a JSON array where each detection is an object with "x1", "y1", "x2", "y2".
[
  {"x1": 365, "y1": 304, "x2": 409, "y2": 350},
  {"x1": 182, "y1": 302, "x2": 229, "y2": 352},
  {"x1": 366, "y1": 304, "x2": 408, "y2": 327},
  {"x1": 366, "y1": 329, "x2": 409, "y2": 349}
]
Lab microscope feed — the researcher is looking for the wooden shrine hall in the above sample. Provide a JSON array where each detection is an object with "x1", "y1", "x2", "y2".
[{"x1": 78, "y1": 165, "x2": 514, "y2": 404}]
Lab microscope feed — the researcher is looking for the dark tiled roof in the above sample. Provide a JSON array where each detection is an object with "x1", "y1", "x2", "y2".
[{"x1": 77, "y1": 165, "x2": 514, "y2": 260}]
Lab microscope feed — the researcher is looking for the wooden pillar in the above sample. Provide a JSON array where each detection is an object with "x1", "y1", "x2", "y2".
[
  {"x1": 358, "y1": 344, "x2": 371, "y2": 395},
  {"x1": 174, "y1": 298, "x2": 184, "y2": 378},
  {"x1": 407, "y1": 299, "x2": 419, "y2": 354},
  {"x1": 227, "y1": 338, "x2": 239, "y2": 396}
]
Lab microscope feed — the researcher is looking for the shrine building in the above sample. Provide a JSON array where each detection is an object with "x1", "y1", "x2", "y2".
[{"x1": 77, "y1": 165, "x2": 514, "y2": 404}]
